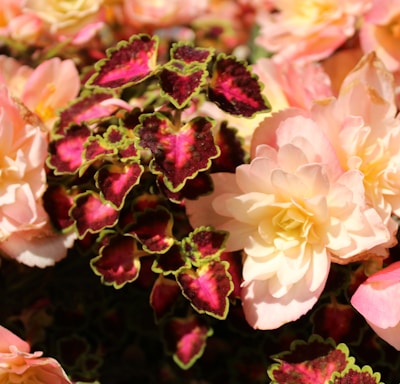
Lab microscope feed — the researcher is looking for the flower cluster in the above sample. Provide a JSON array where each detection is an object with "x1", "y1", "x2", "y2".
[{"x1": 2, "y1": 0, "x2": 400, "y2": 383}]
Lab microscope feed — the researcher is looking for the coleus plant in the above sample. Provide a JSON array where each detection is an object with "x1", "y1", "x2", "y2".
[
  {"x1": 46, "y1": 33, "x2": 270, "y2": 369},
  {"x1": 268, "y1": 335, "x2": 383, "y2": 384}
]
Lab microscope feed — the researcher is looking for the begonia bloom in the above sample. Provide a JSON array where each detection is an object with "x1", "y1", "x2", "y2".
[
  {"x1": 186, "y1": 116, "x2": 390, "y2": 329},
  {"x1": 351, "y1": 261, "x2": 400, "y2": 350},
  {"x1": 0, "y1": 56, "x2": 80, "y2": 131},
  {"x1": 0, "y1": 325, "x2": 72, "y2": 383},
  {"x1": 254, "y1": 52, "x2": 400, "y2": 258},
  {"x1": 22, "y1": 0, "x2": 104, "y2": 37},
  {"x1": 255, "y1": 0, "x2": 370, "y2": 64},
  {"x1": 0, "y1": 86, "x2": 74, "y2": 267},
  {"x1": 360, "y1": 0, "x2": 400, "y2": 73}
]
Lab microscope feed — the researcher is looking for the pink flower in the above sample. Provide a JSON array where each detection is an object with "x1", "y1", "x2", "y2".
[
  {"x1": 22, "y1": 0, "x2": 105, "y2": 38},
  {"x1": 252, "y1": 58, "x2": 333, "y2": 110},
  {"x1": 119, "y1": 0, "x2": 209, "y2": 29},
  {"x1": 254, "y1": 52, "x2": 400, "y2": 257},
  {"x1": 351, "y1": 261, "x2": 400, "y2": 350},
  {"x1": 0, "y1": 86, "x2": 74, "y2": 267},
  {"x1": 255, "y1": 0, "x2": 370, "y2": 64},
  {"x1": 0, "y1": 325, "x2": 72, "y2": 383},
  {"x1": 186, "y1": 114, "x2": 390, "y2": 329},
  {"x1": 359, "y1": 0, "x2": 400, "y2": 73},
  {"x1": 0, "y1": 56, "x2": 80, "y2": 131}
]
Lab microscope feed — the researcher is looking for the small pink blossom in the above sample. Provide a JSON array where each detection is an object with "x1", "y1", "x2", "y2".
[
  {"x1": 351, "y1": 261, "x2": 400, "y2": 350},
  {"x1": 0, "y1": 325, "x2": 72, "y2": 383},
  {"x1": 255, "y1": 0, "x2": 370, "y2": 64},
  {"x1": 0, "y1": 56, "x2": 80, "y2": 131},
  {"x1": 186, "y1": 114, "x2": 390, "y2": 329}
]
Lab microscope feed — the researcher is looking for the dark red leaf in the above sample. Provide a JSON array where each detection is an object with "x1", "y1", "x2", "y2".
[
  {"x1": 90, "y1": 235, "x2": 148, "y2": 288},
  {"x1": 208, "y1": 54, "x2": 270, "y2": 117},
  {"x1": 88, "y1": 34, "x2": 158, "y2": 89},
  {"x1": 70, "y1": 192, "x2": 119, "y2": 238},
  {"x1": 171, "y1": 43, "x2": 213, "y2": 64},
  {"x1": 152, "y1": 243, "x2": 190, "y2": 275},
  {"x1": 138, "y1": 113, "x2": 219, "y2": 191},
  {"x1": 47, "y1": 124, "x2": 91, "y2": 174},
  {"x1": 182, "y1": 227, "x2": 227, "y2": 265},
  {"x1": 128, "y1": 206, "x2": 174, "y2": 253},
  {"x1": 43, "y1": 185, "x2": 75, "y2": 231},
  {"x1": 177, "y1": 260, "x2": 233, "y2": 319},
  {"x1": 163, "y1": 315, "x2": 213, "y2": 369},
  {"x1": 150, "y1": 275, "x2": 181, "y2": 322},
  {"x1": 95, "y1": 162, "x2": 143, "y2": 208},
  {"x1": 268, "y1": 336, "x2": 348, "y2": 384},
  {"x1": 56, "y1": 92, "x2": 120, "y2": 135},
  {"x1": 159, "y1": 62, "x2": 207, "y2": 108}
]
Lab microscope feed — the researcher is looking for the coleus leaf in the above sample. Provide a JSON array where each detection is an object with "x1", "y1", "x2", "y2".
[
  {"x1": 152, "y1": 243, "x2": 190, "y2": 275},
  {"x1": 176, "y1": 260, "x2": 233, "y2": 319},
  {"x1": 90, "y1": 234, "x2": 148, "y2": 288},
  {"x1": 70, "y1": 191, "x2": 119, "y2": 238},
  {"x1": 43, "y1": 185, "x2": 75, "y2": 232},
  {"x1": 47, "y1": 124, "x2": 91, "y2": 174},
  {"x1": 211, "y1": 121, "x2": 247, "y2": 172},
  {"x1": 170, "y1": 43, "x2": 214, "y2": 65},
  {"x1": 182, "y1": 226, "x2": 227, "y2": 266},
  {"x1": 329, "y1": 365, "x2": 383, "y2": 384},
  {"x1": 95, "y1": 162, "x2": 143, "y2": 209},
  {"x1": 55, "y1": 91, "x2": 127, "y2": 135},
  {"x1": 208, "y1": 54, "x2": 271, "y2": 117},
  {"x1": 220, "y1": 251, "x2": 243, "y2": 299},
  {"x1": 138, "y1": 113, "x2": 220, "y2": 192},
  {"x1": 87, "y1": 34, "x2": 159, "y2": 89},
  {"x1": 159, "y1": 61, "x2": 207, "y2": 109},
  {"x1": 268, "y1": 335, "x2": 349, "y2": 384},
  {"x1": 150, "y1": 274, "x2": 182, "y2": 322},
  {"x1": 128, "y1": 206, "x2": 174, "y2": 253},
  {"x1": 162, "y1": 315, "x2": 213, "y2": 369}
]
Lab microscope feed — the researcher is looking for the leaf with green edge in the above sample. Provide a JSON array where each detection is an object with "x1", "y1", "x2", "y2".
[
  {"x1": 83, "y1": 135, "x2": 116, "y2": 161},
  {"x1": 211, "y1": 121, "x2": 247, "y2": 172},
  {"x1": 208, "y1": 54, "x2": 271, "y2": 117},
  {"x1": 150, "y1": 274, "x2": 182, "y2": 322},
  {"x1": 95, "y1": 162, "x2": 143, "y2": 209},
  {"x1": 220, "y1": 251, "x2": 243, "y2": 299},
  {"x1": 159, "y1": 61, "x2": 208, "y2": 109},
  {"x1": 128, "y1": 206, "x2": 174, "y2": 254},
  {"x1": 47, "y1": 124, "x2": 91, "y2": 175},
  {"x1": 87, "y1": 34, "x2": 159, "y2": 89},
  {"x1": 177, "y1": 260, "x2": 233, "y2": 319},
  {"x1": 182, "y1": 226, "x2": 227, "y2": 266},
  {"x1": 55, "y1": 91, "x2": 124, "y2": 135},
  {"x1": 152, "y1": 242, "x2": 191, "y2": 275},
  {"x1": 162, "y1": 315, "x2": 213, "y2": 370},
  {"x1": 170, "y1": 42, "x2": 214, "y2": 65},
  {"x1": 268, "y1": 335, "x2": 350, "y2": 384},
  {"x1": 138, "y1": 113, "x2": 220, "y2": 192},
  {"x1": 42, "y1": 185, "x2": 75, "y2": 232},
  {"x1": 70, "y1": 191, "x2": 119, "y2": 238},
  {"x1": 329, "y1": 364, "x2": 383, "y2": 384},
  {"x1": 90, "y1": 234, "x2": 148, "y2": 288},
  {"x1": 157, "y1": 172, "x2": 213, "y2": 203}
]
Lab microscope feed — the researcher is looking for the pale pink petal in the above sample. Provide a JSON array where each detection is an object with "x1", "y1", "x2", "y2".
[
  {"x1": 241, "y1": 254, "x2": 329, "y2": 330},
  {"x1": 0, "y1": 326, "x2": 30, "y2": 353}
]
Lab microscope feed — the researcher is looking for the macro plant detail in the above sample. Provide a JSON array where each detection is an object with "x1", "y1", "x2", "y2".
[{"x1": 2, "y1": 0, "x2": 400, "y2": 383}]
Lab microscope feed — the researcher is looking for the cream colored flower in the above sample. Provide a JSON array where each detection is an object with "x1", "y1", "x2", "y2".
[
  {"x1": 186, "y1": 114, "x2": 390, "y2": 329},
  {"x1": 23, "y1": 0, "x2": 104, "y2": 34}
]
